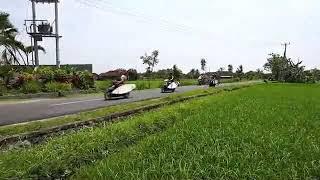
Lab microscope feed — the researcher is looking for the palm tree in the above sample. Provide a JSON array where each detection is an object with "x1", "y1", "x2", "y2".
[
  {"x1": 200, "y1": 58, "x2": 207, "y2": 72},
  {"x1": 24, "y1": 45, "x2": 46, "y2": 65},
  {"x1": 0, "y1": 12, "x2": 26, "y2": 65}
]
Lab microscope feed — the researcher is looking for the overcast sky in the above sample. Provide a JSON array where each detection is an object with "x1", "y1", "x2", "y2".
[{"x1": 1, "y1": 0, "x2": 320, "y2": 73}]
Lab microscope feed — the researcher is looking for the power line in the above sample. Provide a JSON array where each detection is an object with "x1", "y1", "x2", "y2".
[
  {"x1": 78, "y1": 0, "x2": 194, "y2": 32},
  {"x1": 75, "y1": 0, "x2": 214, "y2": 38},
  {"x1": 77, "y1": 0, "x2": 194, "y2": 34}
]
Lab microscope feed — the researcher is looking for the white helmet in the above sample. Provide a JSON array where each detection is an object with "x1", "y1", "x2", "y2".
[{"x1": 121, "y1": 75, "x2": 127, "y2": 81}]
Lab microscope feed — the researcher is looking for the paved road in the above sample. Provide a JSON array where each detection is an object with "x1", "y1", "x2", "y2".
[
  {"x1": 0, "y1": 85, "x2": 207, "y2": 126},
  {"x1": 0, "y1": 81, "x2": 260, "y2": 126}
]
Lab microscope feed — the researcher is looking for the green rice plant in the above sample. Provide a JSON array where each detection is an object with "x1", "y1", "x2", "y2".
[{"x1": 73, "y1": 84, "x2": 320, "y2": 179}]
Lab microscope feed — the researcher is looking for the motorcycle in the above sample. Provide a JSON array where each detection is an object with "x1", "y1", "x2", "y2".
[
  {"x1": 161, "y1": 79, "x2": 179, "y2": 93},
  {"x1": 104, "y1": 84, "x2": 136, "y2": 100},
  {"x1": 209, "y1": 79, "x2": 219, "y2": 87}
]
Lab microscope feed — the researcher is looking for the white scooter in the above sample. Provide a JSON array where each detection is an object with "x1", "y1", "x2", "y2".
[
  {"x1": 161, "y1": 79, "x2": 179, "y2": 93},
  {"x1": 104, "y1": 84, "x2": 136, "y2": 100}
]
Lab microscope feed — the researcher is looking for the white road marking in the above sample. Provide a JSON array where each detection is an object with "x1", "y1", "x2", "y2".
[{"x1": 50, "y1": 98, "x2": 104, "y2": 106}]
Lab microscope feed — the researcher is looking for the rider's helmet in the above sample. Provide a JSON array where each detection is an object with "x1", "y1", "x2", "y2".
[{"x1": 121, "y1": 75, "x2": 127, "y2": 81}]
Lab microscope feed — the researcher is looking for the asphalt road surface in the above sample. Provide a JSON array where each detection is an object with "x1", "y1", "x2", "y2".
[
  {"x1": 0, "y1": 85, "x2": 207, "y2": 126},
  {"x1": 0, "y1": 81, "x2": 260, "y2": 126}
]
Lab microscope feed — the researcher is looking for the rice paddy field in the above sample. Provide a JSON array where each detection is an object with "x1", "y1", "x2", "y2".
[{"x1": 1, "y1": 83, "x2": 320, "y2": 179}]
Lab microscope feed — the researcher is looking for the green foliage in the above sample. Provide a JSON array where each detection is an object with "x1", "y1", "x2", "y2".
[
  {"x1": 95, "y1": 80, "x2": 112, "y2": 91},
  {"x1": 1, "y1": 84, "x2": 319, "y2": 179},
  {"x1": 0, "y1": 12, "x2": 27, "y2": 65},
  {"x1": 73, "y1": 84, "x2": 320, "y2": 179},
  {"x1": 45, "y1": 82, "x2": 72, "y2": 93},
  {"x1": 186, "y1": 69, "x2": 200, "y2": 79},
  {"x1": 264, "y1": 53, "x2": 307, "y2": 83},
  {"x1": 305, "y1": 68, "x2": 320, "y2": 83},
  {"x1": 21, "y1": 80, "x2": 41, "y2": 94},
  {"x1": 35, "y1": 67, "x2": 55, "y2": 83},
  {"x1": 0, "y1": 84, "x2": 6, "y2": 96},
  {"x1": 132, "y1": 80, "x2": 163, "y2": 90},
  {"x1": 179, "y1": 79, "x2": 197, "y2": 86},
  {"x1": 200, "y1": 58, "x2": 207, "y2": 72},
  {"x1": 244, "y1": 70, "x2": 263, "y2": 80},
  {"x1": 127, "y1": 69, "x2": 138, "y2": 80},
  {"x1": 228, "y1": 64, "x2": 233, "y2": 73},
  {"x1": 54, "y1": 68, "x2": 72, "y2": 83},
  {"x1": 172, "y1": 64, "x2": 182, "y2": 79},
  {"x1": 141, "y1": 50, "x2": 159, "y2": 73},
  {"x1": 235, "y1": 65, "x2": 244, "y2": 79},
  {"x1": 72, "y1": 71, "x2": 94, "y2": 90}
]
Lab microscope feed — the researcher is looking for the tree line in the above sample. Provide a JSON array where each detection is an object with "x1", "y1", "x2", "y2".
[{"x1": 1, "y1": 11, "x2": 319, "y2": 83}]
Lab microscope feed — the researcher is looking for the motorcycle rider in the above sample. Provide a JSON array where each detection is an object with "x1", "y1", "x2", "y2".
[
  {"x1": 164, "y1": 74, "x2": 174, "y2": 86},
  {"x1": 209, "y1": 74, "x2": 218, "y2": 87},
  {"x1": 108, "y1": 75, "x2": 127, "y2": 93}
]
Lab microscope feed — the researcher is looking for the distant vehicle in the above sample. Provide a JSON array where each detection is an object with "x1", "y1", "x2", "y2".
[
  {"x1": 161, "y1": 79, "x2": 179, "y2": 93},
  {"x1": 209, "y1": 79, "x2": 219, "y2": 87},
  {"x1": 198, "y1": 75, "x2": 210, "y2": 85},
  {"x1": 104, "y1": 84, "x2": 136, "y2": 100}
]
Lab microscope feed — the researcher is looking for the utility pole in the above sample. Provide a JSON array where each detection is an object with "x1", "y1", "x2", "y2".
[
  {"x1": 281, "y1": 42, "x2": 290, "y2": 59},
  {"x1": 55, "y1": 1, "x2": 60, "y2": 68},
  {"x1": 31, "y1": 1, "x2": 39, "y2": 67},
  {"x1": 26, "y1": 0, "x2": 61, "y2": 68}
]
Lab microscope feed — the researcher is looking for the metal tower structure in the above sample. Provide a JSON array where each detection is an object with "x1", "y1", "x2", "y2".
[{"x1": 25, "y1": 0, "x2": 61, "y2": 67}]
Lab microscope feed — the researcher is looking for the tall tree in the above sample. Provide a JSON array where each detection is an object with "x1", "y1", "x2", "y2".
[
  {"x1": 236, "y1": 65, "x2": 244, "y2": 80},
  {"x1": 218, "y1": 67, "x2": 224, "y2": 72},
  {"x1": 127, "y1": 68, "x2": 138, "y2": 80},
  {"x1": 187, "y1": 68, "x2": 200, "y2": 79},
  {"x1": 140, "y1": 50, "x2": 160, "y2": 88},
  {"x1": 228, "y1": 64, "x2": 233, "y2": 73},
  {"x1": 200, "y1": 58, "x2": 207, "y2": 72},
  {"x1": 24, "y1": 45, "x2": 46, "y2": 65},
  {"x1": 264, "y1": 53, "x2": 287, "y2": 81},
  {"x1": 140, "y1": 50, "x2": 159, "y2": 74},
  {"x1": 0, "y1": 12, "x2": 26, "y2": 65},
  {"x1": 172, "y1": 64, "x2": 182, "y2": 79}
]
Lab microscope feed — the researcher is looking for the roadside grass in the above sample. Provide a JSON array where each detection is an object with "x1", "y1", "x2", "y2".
[
  {"x1": 94, "y1": 80, "x2": 112, "y2": 92},
  {"x1": 0, "y1": 84, "x2": 256, "y2": 179},
  {"x1": 70, "y1": 83, "x2": 320, "y2": 179}
]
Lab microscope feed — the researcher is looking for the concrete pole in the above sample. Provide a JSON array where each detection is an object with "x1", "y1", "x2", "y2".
[
  {"x1": 55, "y1": 1, "x2": 61, "y2": 68},
  {"x1": 31, "y1": 0, "x2": 39, "y2": 67}
]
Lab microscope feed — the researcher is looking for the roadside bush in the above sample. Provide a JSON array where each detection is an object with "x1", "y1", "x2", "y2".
[
  {"x1": 95, "y1": 80, "x2": 111, "y2": 91},
  {"x1": 10, "y1": 72, "x2": 35, "y2": 89},
  {"x1": 0, "y1": 85, "x2": 6, "y2": 96},
  {"x1": 72, "y1": 71, "x2": 94, "y2": 90},
  {"x1": 21, "y1": 80, "x2": 41, "y2": 94},
  {"x1": 127, "y1": 69, "x2": 138, "y2": 80},
  {"x1": 54, "y1": 68, "x2": 72, "y2": 83},
  {"x1": 36, "y1": 67, "x2": 55, "y2": 83},
  {"x1": 45, "y1": 82, "x2": 72, "y2": 93}
]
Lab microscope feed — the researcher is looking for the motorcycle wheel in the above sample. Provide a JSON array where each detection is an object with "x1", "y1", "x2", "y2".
[
  {"x1": 104, "y1": 92, "x2": 111, "y2": 100},
  {"x1": 124, "y1": 93, "x2": 130, "y2": 99}
]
